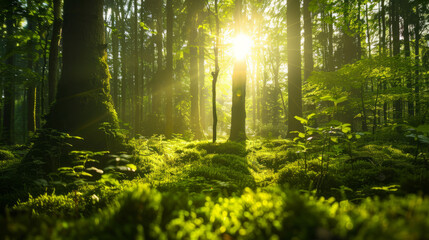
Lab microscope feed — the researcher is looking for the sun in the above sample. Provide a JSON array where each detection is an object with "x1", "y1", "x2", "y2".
[{"x1": 232, "y1": 33, "x2": 252, "y2": 60}]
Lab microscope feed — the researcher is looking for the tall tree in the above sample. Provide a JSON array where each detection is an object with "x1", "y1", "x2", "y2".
[
  {"x1": 199, "y1": 26, "x2": 206, "y2": 132},
  {"x1": 26, "y1": 0, "x2": 37, "y2": 137},
  {"x1": 1, "y1": 0, "x2": 17, "y2": 144},
  {"x1": 45, "y1": 0, "x2": 119, "y2": 150},
  {"x1": 287, "y1": 0, "x2": 303, "y2": 135},
  {"x1": 48, "y1": 0, "x2": 62, "y2": 105},
  {"x1": 188, "y1": 0, "x2": 203, "y2": 139},
  {"x1": 391, "y1": 0, "x2": 402, "y2": 121},
  {"x1": 229, "y1": 0, "x2": 247, "y2": 141},
  {"x1": 211, "y1": 0, "x2": 220, "y2": 143},
  {"x1": 303, "y1": 0, "x2": 314, "y2": 81},
  {"x1": 165, "y1": 0, "x2": 174, "y2": 138}
]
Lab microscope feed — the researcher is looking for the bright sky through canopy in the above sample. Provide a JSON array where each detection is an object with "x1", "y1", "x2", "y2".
[{"x1": 232, "y1": 34, "x2": 252, "y2": 60}]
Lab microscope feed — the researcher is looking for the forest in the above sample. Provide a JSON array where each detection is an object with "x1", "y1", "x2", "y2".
[{"x1": 1, "y1": 0, "x2": 429, "y2": 239}]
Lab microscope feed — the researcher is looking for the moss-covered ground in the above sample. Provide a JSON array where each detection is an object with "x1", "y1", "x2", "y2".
[{"x1": 1, "y1": 134, "x2": 428, "y2": 239}]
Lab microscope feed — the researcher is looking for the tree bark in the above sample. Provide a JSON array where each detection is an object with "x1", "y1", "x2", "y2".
[
  {"x1": 189, "y1": 1, "x2": 203, "y2": 139},
  {"x1": 211, "y1": 0, "x2": 219, "y2": 143},
  {"x1": 48, "y1": 0, "x2": 62, "y2": 105},
  {"x1": 1, "y1": 1, "x2": 16, "y2": 144},
  {"x1": 45, "y1": 0, "x2": 119, "y2": 151},
  {"x1": 287, "y1": 0, "x2": 303, "y2": 135},
  {"x1": 414, "y1": 5, "x2": 420, "y2": 116},
  {"x1": 303, "y1": 0, "x2": 313, "y2": 81},
  {"x1": 165, "y1": 0, "x2": 174, "y2": 138},
  {"x1": 229, "y1": 0, "x2": 247, "y2": 141},
  {"x1": 391, "y1": 0, "x2": 402, "y2": 121},
  {"x1": 199, "y1": 27, "x2": 206, "y2": 132}
]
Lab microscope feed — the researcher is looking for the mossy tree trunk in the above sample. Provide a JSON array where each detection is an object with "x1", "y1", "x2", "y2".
[
  {"x1": 229, "y1": 0, "x2": 247, "y2": 142},
  {"x1": 45, "y1": 0, "x2": 119, "y2": 151}
]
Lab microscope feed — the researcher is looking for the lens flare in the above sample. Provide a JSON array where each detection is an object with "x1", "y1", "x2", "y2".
[{"x1": 232, "y1": 34, "x2": 252, "y2": 60}]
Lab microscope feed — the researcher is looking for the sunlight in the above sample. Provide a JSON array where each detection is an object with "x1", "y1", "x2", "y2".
[{"x1": 232, "y1": 33, "x2": 252, "y2": 60}]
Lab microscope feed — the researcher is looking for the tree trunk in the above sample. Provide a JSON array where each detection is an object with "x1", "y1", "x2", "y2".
[
  {"x1": 2, "y1": 2, "x2": 16, "y2": 144},
  {"x1": 211, "y1": 0, "x2": 219, "y2": 143},
  {"x1": 402, "y1": 0, "x2": 413, "y2": 118},
  {"x1": 287, "y1": 0, "x2": 303, "y2": 135},
  {"x1": 303, "y1": 0, "x2": 313, "y2": 81},
  {"x1": 391, "y1": 0, "x2": 402, "y2": 121},
  {"x1": 133, "y1": 0, "x2": 141, "y2": 134},
  {"x1": 199, "y1": 27, "x2": 206, "y2": 132},
  {"x1": 165, "y1": 0, "x2": 174, "y2": 138},
  {"x1": 229, "y1": 0, "x2": 247, "y2": 141},
  {"x1": 151, "y1": 0, "x2": 163, "y2": 135},
  {"x1": 45, "y1": 0, "x2": 119, "y2": 151},
  {"x1": 48, "y1": 0, "x2": 62, "y2": 105},
  {"x1": 26, "y1": 0, "x2": 37, "y2": 138},
  {"x1": 189, "y1": 1, "x2": 203, "y2": 139},
  {"x1": 111, "y1": 5, "x2": 119, "y2": 109},
  {"x1": 414, "y1": 5, "x2": 420, "y2": 116}
]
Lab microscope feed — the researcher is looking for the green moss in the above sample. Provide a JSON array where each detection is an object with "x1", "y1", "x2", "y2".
[
  {"x1": 0, "y1": 149, "x2": 15, "y2": 161},
  {"x1": 195, "y1": 141, "x2": 247, "y2": 157}
]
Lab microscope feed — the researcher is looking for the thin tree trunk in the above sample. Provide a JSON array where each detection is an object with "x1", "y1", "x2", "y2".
[
  {"x1": 211, "y1": 0, "x2": 219, "y2": 143},
  {"x1": 165, "y1": 0, "x2": 174, "y2": 138},
  {"x1": 402, "y1": 1, "x2": 413, "y2": 118},
  {"x1": 199, "y1": 27, "x2": 206, "y2": 132},
  {"x1": 48, "y1": 0, "x2": 62, "y2": 105},
  {"x1": 111, "y1": 5, "x2": 119, "y2": 110},
  {"x1": 133, "y1": 0, "x2": 140, "y2": 134},
  {"x1": 414, "y1": 6, "x2": 420, "y2": 116}
]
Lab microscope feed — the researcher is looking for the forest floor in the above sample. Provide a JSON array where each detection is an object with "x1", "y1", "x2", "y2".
[{"x1": 0, "y1": 133, "x2": 429, "y2": 239}]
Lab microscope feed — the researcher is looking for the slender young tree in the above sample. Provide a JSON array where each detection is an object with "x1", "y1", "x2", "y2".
[
  {"x1": 26, "y1": 0, "x2": 37, "y2": 137},
  {"x1": 165, "y1": 0, "x2": 174, "y2": 138},
  {"x1": 229, "y1": 0, "x2": 247, "y2": 141},
  {"x1": 287, "y1": 0, "x2": 303, "y2": 135},
  {"x1": 211, "y1": 0, "x2": 220, "y2": 143},
  {"x1": 199, "y1": 26, "x2": 206, "y2": 132}
]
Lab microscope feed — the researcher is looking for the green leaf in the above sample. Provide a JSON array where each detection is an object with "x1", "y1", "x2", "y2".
[
  {"x1": 298, "y1": 132, "x2": 305, "y2": 138},
  {"x1": 306, "y1": 113, "x2": 316, "y2": 120},
  {"x1": 73, "y1": 165, "x2": 85, "y2": 171},
  {"x1": 79, "y1": 172, "x2": 93, "y2": 177},
  {"x1": 294, "y1": 116, "x2": 308, "y2": 125},
  {"x1": 139, "y1": 22, "x2": 150, "y2": 30}
]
